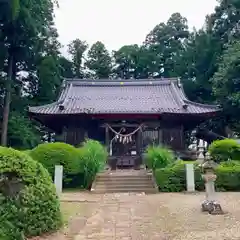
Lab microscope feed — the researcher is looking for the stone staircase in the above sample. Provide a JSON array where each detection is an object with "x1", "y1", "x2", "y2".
[{"x1": 91, "y1": 170, "x2": 158, "y2": 194}]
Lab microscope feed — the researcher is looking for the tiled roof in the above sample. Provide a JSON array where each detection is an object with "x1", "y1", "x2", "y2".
[{"x1": 28, "y1": 78, "x2": 220, "y2": 115}]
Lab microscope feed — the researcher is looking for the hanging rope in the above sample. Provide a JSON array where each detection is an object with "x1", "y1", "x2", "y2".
[
  {"x1": 106, "y1": 123, "x2": 144, "y2": 137},
  {"x1": 106, "y1": 123, "x2": 144, "y2": 144}
]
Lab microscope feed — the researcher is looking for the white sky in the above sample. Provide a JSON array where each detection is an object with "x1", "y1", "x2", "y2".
[{"x1": 54, "y1": 0, "x2": 218, "y2": 55}]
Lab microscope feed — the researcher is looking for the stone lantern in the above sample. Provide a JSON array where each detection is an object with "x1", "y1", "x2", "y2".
[{"x1": 201, "y1": 152, "x2": 224, "y2": 215}]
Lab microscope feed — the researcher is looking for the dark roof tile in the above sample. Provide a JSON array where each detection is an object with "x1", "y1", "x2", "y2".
[{"x1": 29, "y1": 78, "x2": 220, "y2": 115}]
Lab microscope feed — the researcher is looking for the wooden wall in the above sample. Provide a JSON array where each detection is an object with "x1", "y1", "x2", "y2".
[{"x1": 60, "y1": 118, "x2": 185, "y2": 151}]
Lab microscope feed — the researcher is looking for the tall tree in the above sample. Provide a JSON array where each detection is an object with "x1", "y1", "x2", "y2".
[
  {"x1": 212, "y1": 40, "x2": 240, "y2": 132},
  {"x1": 206, "y1": 0, "x2": 240, "y2": 44},
  {"x1": 68, "y1": 39, "x2": 88, "y2": 78},
  {"x1": 113, "y1": 45, "x2": 154, "y2": 79},
  {"x1": 144, "y1": 13, "x2": 189, "y2": 78},
  {"x1": 0, "y1": 0, "x2": 20, "y2": 145},
  {"x1": 85, "y1": 41, "x2": 112, "y2": 78},
  {"x1": 181, "y1": 30, "x2": 220, "y2": 103},
  {"x1": 0, "y1": 0, "x2": 59, "y2": 146},
  {"x1": 59, "y1": 56, "x2": 74, "y2": 78}
]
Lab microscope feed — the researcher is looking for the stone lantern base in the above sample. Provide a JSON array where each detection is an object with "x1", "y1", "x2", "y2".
[
  {"x1": 202, "y1": 200, "x2": 224, "y2": 215},
  {"x1": 201, "y1": 158, "x2": 224, "y2": 215}
]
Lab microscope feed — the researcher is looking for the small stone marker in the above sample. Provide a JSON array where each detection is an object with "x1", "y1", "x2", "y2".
[
  {"x1": 54, "y1": 165, "x2": 63, "y2": 195},
  {"x1": 186, "y1": 163, "x2": 195, "y2": 192}
]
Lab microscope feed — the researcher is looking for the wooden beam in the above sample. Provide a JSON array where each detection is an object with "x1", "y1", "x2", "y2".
[{"x1": 100, "y1": 123, "x2": 141, "y2": 128}]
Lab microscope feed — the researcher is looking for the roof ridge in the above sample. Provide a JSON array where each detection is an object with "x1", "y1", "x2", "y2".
[
  {"x1": 63, "y1": 78, "x2": 178, "y2": 87},
  {"x1": 64, "y1": 77, "x2": 179, "y2": 82}
]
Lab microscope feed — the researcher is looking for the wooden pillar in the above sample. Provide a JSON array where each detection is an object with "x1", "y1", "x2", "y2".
[
  {"x1": 137, "y1": 128, "x2": 143, "y2": 167},
  {"x1": 158, "y1": 128, "x2": 162, "y2": 145},
  {"x1": 180, "y1": 125, "x2": 184, "y2": 150},
  {"x1": 136, "y1": 130, "x2": 141, "y2": 154},
  {"x1": 105, "y1": 125, "x2": 109, "y2": 152}
]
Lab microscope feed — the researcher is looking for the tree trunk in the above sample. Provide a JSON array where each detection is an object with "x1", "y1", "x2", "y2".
[{"x1": 1, "y1": 55, "x2": 13, "y2": 146}]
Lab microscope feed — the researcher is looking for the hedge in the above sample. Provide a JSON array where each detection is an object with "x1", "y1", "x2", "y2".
[
  {"x1": 29, "y1": 140, "x2": 108, "y2": 189},
  {"x1": 29, "y1": 142, "x2": 83, "y2": 187},
  {"x1": 154, "y1": 160, "x2": 240, "y2": 192},
  {"x1": 155, "y1": 161, "x2": 204, "y2": 192},
  {"x1": 0, "y1": 147, "x2": 62, "y2": 239},
  {"x1": 209, "y1": 139, "x2": 240, "y2": 162}
]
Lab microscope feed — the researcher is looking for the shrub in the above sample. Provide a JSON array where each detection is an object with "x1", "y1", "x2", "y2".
[
  {"x1": 154, "y1": 160, "x2": 240, "y2": 192},
  {"x1": 219, "y1": 160, "x2": 240, "y2": 167},
  {"x1": 145, "y1": 145, "x2": 175, "y2": 170},
  {"x1": 80, "y1": 139, "x2": 107, "y2": 188},
  {"x1": 0, "y1": 147, "x2": 62, "y2": 239},
  {"x1": 209, "y1": 139, "x2": 240, "y2": 163},
  {"x1": 215, "y1": 165, "x2": 240, "y2": 191},
  {"x1": 29, "y1": 142, "x2": 83, "y2": 186},
  {"x1": 154, "y1": 161, "x2": 204, "y2": 192}
]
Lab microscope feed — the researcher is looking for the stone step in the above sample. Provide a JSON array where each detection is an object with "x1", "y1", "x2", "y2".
[
  {"x1": 92, "y1": 188, "x2": 157, "y2": 194},
  {"x1": 95, "y1": 181, "x2": 153, "y2": 185},
  {"x1": 94, "y1": 184, "x2": 155, "y2": 189},
  {"x1": 92, "y1": 170, "x2": 157, "y2": 194},
  {"x1": 96, "y1": 175, "x2": 152, "y2": 180},
  {"x1": 96, "y1": 177, "x2": 152, "y2": 182},
  {"x1": 96, "y1": 181, "x2": 153, "y2": 186}
]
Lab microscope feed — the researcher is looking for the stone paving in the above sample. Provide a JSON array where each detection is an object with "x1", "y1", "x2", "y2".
[
  {"x1": 62, "y1": 192, "x2": 240, "y2": 240},
  {"x1": 36, "y1": 192, "x2": 240, "y2": 240}
]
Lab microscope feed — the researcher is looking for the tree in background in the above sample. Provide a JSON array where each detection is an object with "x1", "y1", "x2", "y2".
[
  {"x1": 113, "y1": 45, "x2": 140, "y2": 79},
  {"x1": 85, "y1": 41, "x2": 112, "y2": 78},
  {"x1": 0, "y1": 0, "x2": 61, "y2": 147},
  {"x1": 59, "y1": 56, "x2": 74, "y2": 78},
  {"x1": 180, "y1": 30, "x2": 220, "y2": 103},
  {"x1": 1, "y1": 0, "x2": 240, "y2": 148},
  {"x1": 144, "y1": 13, "x2": 189, "y2": 78},
  {"x1": 212, "y1": 40, "x2": 240, "y2": 132},
  {"x1": 68, "y1": 39, "x2": 88, "y2": 78}
]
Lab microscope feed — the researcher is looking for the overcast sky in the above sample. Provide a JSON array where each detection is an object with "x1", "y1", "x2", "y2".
[{"x1": 54, "y1": 0, "x2": 218, "y2": 55}]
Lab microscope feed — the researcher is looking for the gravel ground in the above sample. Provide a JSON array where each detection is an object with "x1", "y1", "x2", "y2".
[{"x1": 32, "y1": 192, "x2": 240, "y2": 240}]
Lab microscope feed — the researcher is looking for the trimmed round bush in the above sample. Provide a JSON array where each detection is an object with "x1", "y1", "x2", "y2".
[
  {"x1": 145, "y1": 145, "x2": 175, "y2": 170},
  {"x1": 209, "y1": 139, "x2": 240, "y2": 163},
  {"x1": 29, "y1": 142, "x2": 83, "y2": 185},
  {"x1": 0, "y1": 147, "x2": 62, "y2": 239}
]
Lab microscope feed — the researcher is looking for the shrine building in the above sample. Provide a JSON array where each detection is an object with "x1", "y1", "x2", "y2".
[{"x1": 28, "y1": 78, "x2": 220, "y2": 168}]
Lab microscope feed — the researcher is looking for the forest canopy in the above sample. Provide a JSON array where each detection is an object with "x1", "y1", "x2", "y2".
[{"x1": 0, "y1": 0, "x2": 240, "y2": 149}]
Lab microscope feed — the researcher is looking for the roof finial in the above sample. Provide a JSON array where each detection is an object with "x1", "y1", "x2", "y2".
[{"x1": 177, "y1": 78, "x2": 181, "y2": 88}]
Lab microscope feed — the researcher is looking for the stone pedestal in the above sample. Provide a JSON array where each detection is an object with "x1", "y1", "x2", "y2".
[{"x1": 201, "y1": 163, "x2": 224, "y2": 215}]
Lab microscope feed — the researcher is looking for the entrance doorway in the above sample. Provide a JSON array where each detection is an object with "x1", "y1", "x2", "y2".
[{"x1": 107, "y1": 125, "x2": 142, "y2": 169}]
